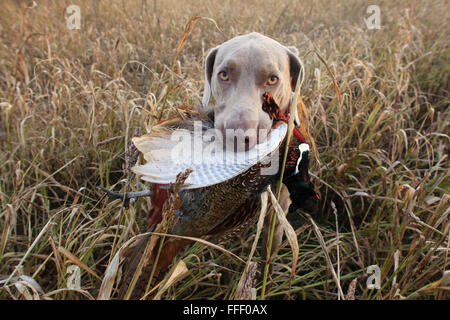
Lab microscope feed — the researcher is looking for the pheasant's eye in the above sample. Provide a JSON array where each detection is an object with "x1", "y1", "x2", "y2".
[
  {"x1": 218, "y1": 71, "x2": 229, "y2": 81},
  {"x1": 267, "y1": 75, "x2": 279, "y2": 85}
]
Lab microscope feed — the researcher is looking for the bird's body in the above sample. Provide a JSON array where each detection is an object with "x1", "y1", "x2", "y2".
[{"x1": 117, "y1": 93, "x2": 317, "y2": 298}]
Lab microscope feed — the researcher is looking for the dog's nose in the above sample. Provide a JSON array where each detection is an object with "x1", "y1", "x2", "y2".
[{"x1": 222, "y1": 117, "x2": 259, "y2": 152}]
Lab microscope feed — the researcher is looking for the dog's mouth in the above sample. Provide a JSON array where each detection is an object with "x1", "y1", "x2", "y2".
[
  {"x1": 222, "y1": 122, "x2": 278, "y2": 152},
  {"x1": 226, "y1": 135, "x2": 258, "y2": 153},
  {"x1": 219, "y1": 93, "x2": 282, "y2": 152},
  {"x1": 244, "y1": 136, "x2": 251, "y2": 150}
]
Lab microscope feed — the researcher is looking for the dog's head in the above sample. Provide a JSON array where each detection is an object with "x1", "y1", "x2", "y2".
[{"x1": 201, "y1": 32, "x2": 303, "y2": 151}]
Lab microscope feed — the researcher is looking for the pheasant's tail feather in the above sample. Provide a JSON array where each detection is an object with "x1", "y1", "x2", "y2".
[
  {"x1": 118, "y1": 236, "x2": 191, "y2": 299},
  {"x1": 117, "y1": 234, "x2": 150, "y2": 299},
  {"x1": 118, "y1": 170, "x2": 193, "y2": 300}
]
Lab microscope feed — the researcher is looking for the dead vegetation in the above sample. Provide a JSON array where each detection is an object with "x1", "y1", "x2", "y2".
[{"x1": 0, "y1": 0, "x2": 448, "y2": 299}]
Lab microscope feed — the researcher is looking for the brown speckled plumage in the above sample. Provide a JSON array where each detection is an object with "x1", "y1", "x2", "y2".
[{"x1": 118, "y1": 93, "x2": 317, "y2": 299}]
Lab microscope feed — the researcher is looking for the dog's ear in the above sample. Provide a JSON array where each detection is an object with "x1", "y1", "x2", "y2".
[
  {"x1": 201, "y1": 46, "x2": 219, "y2": 111},
  {"x1": 285, "y1": 46, "x2": 304, "y2": 91}
]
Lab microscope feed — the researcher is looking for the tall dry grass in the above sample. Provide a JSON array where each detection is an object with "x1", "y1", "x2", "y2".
[{"x1": 0, "y1": 0, "x2": 448, "y2": 299}]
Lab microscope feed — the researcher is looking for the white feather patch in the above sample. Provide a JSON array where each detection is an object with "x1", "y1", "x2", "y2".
[{"x1": 132, "y1": 123, "x2": 288, "y2": 189}]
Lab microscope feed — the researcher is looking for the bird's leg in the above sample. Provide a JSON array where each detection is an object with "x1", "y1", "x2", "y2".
[{"x1": 98, "y1": 186, "x2": 152, "y2": 208}]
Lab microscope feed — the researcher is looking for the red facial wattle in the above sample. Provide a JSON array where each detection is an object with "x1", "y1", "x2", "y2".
[{"x1": 262, "y1": 92, "x2": 306, "y2": 143}]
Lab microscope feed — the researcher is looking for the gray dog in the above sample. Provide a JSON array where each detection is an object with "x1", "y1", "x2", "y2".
[{"x1": 199, "y1": 32, "x2": 305, "y2": 260}]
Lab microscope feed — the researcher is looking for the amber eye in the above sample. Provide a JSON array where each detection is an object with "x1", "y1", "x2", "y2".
[
  {"x1": 267, "y1": 75, "x2": 279, "y2": 85},
  {"x1": 218, "y1": 71, "x2": 229, "y2": 81}
]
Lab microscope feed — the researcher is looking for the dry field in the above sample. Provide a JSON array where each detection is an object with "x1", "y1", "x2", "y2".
[{"x1": 0, "y1": 0, "x2": 448, "y2": 299}]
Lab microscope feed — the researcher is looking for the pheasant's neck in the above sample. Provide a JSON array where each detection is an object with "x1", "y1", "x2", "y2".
[{"x1": 282, "y1": 108, "x2": 307, "y2": 144}]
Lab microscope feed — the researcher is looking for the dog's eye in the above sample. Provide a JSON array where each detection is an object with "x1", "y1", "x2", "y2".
[
  {"x1": 267, "y1": 75, "x2": 279, "y2": 85},
  {"x1": 218, "y1": 71, "x2": 229, "y2": 81}
]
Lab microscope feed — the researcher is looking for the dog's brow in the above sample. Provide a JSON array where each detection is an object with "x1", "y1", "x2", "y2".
[
  {"x1": 255, "y1": 64, "x2": 280, "y2": 84},
  {"x1": 258, "y1": 64, "x2": 278, "y2": 76},
  {"x1": 222, "y1": 59, "x2": 238, "y2": 72}
]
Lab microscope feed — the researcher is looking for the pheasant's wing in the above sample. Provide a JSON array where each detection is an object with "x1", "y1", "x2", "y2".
[{"x1": 132, "y1": 123, "x2": 287, "y2": 189}]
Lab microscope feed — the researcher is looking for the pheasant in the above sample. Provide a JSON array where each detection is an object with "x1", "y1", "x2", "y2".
[{"x1": 107, "y1": 93, "x2": 318, "y2": 299}]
